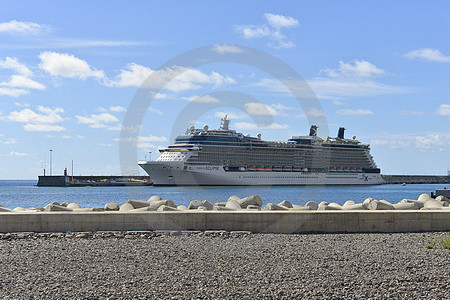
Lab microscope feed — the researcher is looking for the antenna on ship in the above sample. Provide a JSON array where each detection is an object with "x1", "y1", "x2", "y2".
[{"x1": 220, "y1": 115, "x2": 230, "y2": 130}]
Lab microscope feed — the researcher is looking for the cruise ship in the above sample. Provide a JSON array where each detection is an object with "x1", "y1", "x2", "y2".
[{"x1": 138, "y1": 116, "x2": 384, "y2": 186}]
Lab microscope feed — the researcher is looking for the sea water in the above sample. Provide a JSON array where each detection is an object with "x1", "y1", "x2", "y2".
[{"x1": 0, "y1": 180, "x2": 445, "y2": 210}]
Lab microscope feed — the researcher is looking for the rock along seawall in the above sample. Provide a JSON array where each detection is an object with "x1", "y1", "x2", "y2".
[{"x1": 1, "y1": 193, "x2": 449, "y2": 234}]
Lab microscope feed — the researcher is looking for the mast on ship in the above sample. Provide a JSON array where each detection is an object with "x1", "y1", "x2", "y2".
[{"x1": 220, "y1": 115, "x2": 230, "y2": 130}]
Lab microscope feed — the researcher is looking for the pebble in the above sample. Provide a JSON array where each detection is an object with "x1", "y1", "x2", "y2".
[{"x1": 0, "y1": 231, "x2": 447, "y2": 299}]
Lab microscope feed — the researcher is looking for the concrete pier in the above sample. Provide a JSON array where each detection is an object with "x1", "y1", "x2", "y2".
[
  {"x1": 1, "y1": 211, "x2": 449, "y2": 233},
  {"x1": 37, "y1": 175, "x2": 151, "y2": 187},
  {"x1": 382, "y1": 175, "x2": 449, "y2": 184}
]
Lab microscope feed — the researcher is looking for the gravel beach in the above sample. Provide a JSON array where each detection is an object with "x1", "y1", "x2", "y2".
[{"x1": 0, "y1": 231, "x2": 449, "y2": 299}]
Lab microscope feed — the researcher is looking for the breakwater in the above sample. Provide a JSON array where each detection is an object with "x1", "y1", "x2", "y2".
[
  {"x1": 36, "y1": 175, "x2": 450, "y2": 187},
  {"x1": 1, "y1": 193, "x2": 449, "y2": 233},
  {"x1": 37, "y1": 175, "x2": 151, "y2": 187},
  {"x1": 382, "y1": 175, "x2": 449, "y2": 184}
]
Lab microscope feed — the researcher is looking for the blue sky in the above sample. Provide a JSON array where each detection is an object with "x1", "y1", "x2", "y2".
[{"x1": 0, "y1": 1, "x2": 449, "y2": 179}]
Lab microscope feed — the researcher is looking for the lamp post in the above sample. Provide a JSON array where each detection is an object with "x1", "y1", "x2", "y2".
[
  {"x1": 49, "y1": 149, "x2": 53, "y2": 176},
  {"x1": 149, "y1": 151, "x2": 152, "y2": 161}
]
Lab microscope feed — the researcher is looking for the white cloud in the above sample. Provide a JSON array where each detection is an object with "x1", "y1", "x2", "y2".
[
  {"x1": 244, "y1": 102, "x2": 289, "y2": 116},
  {"x1": 371, "y1": 139, "x2": 411, "y2": 149},
  {"x1": 308, "y1": 78, "x2": 409, "y2": 99},
  {"x1": 148, "y1": 106, "x2": 163, "y2": 115},
  {"x1": 107, "y1": 63, "x2": 151, "y2": 87},
  {"x1": 107, "y1": 63, "x2": 234, "y2": 92},
  {"x1": 3, "y1": 138, "x2": 17, "y2": 144},
  {"x1": 137, "y1": 142, "x2": 156, "y2": 149},
  {"x1": 106, "y1": 124, "x2": 122, "y2": 131},
  {"x1": 14, "y1": 102, "x2": 30, "y2": 107},
  {"x1": 253, "y1": 59, "x2": 409, "y2": 100},
  {"x1": 37, "y1": 106, "x2": 64, "y2": 114},
  {"x1": 109, "y1": 106, "x2": 126, "y2": 112},
  {"x1": 138, "y1": 135, "x2": 168, "y2": 142},
  {"x1": 149, "y1": 91, "x2": 170, "y2": 99},
  {"x1": 209, "y1": 71, "x2": 235, "y2": 87},
  {"x1": 237, "y1": 25, "x2": 272, "y2": 39},
  {"x1": 183, "y1": 95, "x2": 221, "y2": 103},
  {"x1": 90, "y1": 123, "x2": 107, "y2": 129},
  {"x1": 436, "y1": 104, "x2": 450, "y2": 117},
  {"x1": 7, "y1": 107, "x2": 64, "y2": 123},
  {"x1": 9, "y1": 151, "x2": 29, "y2": 156},
  {"x1": 336, "y1": 109, "x2": 374, "y2": 116},
  {"x1": 39, "y1": 52, "x2": 105, "y2": 79},
  {"x1": 234, "y1": 13, "x2": 299, "y2": 49},
  {"x1": 304, "y1": 108, "x2": 326, "y2": 117},
  {"x1": 117, "y1": 135, "x2": 167, "y2": 149},
  {"x1": 371, "y1": 132, "x2": 450, "y2": 152},
  {"x1": 415, "y1": 134, "x2": 446, "y2": 151},
  {"x1": 76, "y1": 135, "x2": 85, "y2": 139},
  {"x1": 0, "y1": 57, "x2": 33, "y2": 76},
  {"x1": 214, "y1": 112, "x2": 248, "y2": 120},
  {"x1": 97, "y1": 106, "x2": 126, "y2": 113},
  {"x1": 332, "y1": 100, "x2": 345, "y2": 106},
  {"x1": 62, "y1": 135, "x2": 71, "y2": 139},
  {"x1": 1, "y1": 75, "x2": 45, "y2": 90},
  {"x1": 264, "y1": 13, "x2": 299, "y2": 29},
  {"x1": 76, "y1": 113, "x2": 118, "y2": 125},
  {"x1": 401, "y1": 110, "x2": 424, "y2": 116},
  {"x1": 0, "y1": 87, "x2": 28, "y2": 97},
  {"x1": 405, "y1": 48, "x2": 450, "y2": 63},
  {"x1": 23, "y1": 124, "x2": 65, "y2": 132},
  {"x1": 0, "y1": 20, "x2": 46, "y2": 34},
  {"x1": 322, "y1": 60, "x2": 384, "y2": 78},
  {"x1": 211, "y1": 44, "x2": 244, "y2": 54},
  {"x1": 0, "y1": 57, "x2": 44, "y2": 97},
  {"x1": 235, "y1": 122, "x2": 289, "y2": 130}
]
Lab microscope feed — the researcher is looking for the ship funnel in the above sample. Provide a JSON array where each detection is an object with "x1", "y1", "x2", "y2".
[
  {"x1": 309, "y1": 125, "x2": 318, "y2": 137},
  {"x1": 338, "y1": 127, "x2": 345, "y2": 139}
]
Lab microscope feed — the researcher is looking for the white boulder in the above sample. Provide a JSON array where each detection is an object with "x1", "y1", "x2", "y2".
[
  {"x1": 237, "y1": 195, "x2": 262, "y2": 208},
  {"x1": 104, "y1": 202, "x2": 119, "y2": 211},
  {"x1": 67, "y1": 203, "x2": 81, "y2": 210}
]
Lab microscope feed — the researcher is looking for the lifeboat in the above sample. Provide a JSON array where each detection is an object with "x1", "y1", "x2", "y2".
[
  {"x1": 272, "y1": 166, "x2": 282, "y2": 172},
  {"x1": 292, "y1": 166, "x2": 302, "y2": 172},
  {"x1": 337, "y1": 167, "x2": 343, "y2": 172},
  {"x1": 264, "y1": 166, "x2": 272, "y2": 171},
  {"x1": 256, "y1": 166, "x2": 265, "y2": 171},
  {"x1": 329, "y1": 167, "x2": 337, "y2": 172},
  {"x1": 247, "y1": 166, "x2": 256, "y2": 171},
  {"x1": 282, "y1": 166, "x2": 293, "y2": 172}
]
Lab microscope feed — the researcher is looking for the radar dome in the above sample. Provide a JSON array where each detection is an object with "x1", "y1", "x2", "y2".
[
  {"x1": 257, "y1": 133, "x2": 261, "y2": 139},
  {"x1": 189, "y1": 125, "x2": 195, "y2": 133},
  {"x1": 203, "y1": 125, "x2": 209, "y2": 131}
]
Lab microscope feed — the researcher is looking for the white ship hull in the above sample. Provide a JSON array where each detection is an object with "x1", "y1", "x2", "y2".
[{"x1": 139, "y1": 162, "x2": 384, "y2": 186}]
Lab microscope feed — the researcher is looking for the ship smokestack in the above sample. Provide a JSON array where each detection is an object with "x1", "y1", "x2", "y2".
[
  {"x1": 309, "y1": 125, "x2": 318, "y2": 137},
  {"x1": 338, "y1": 127, "x2": 345, "y2": 139}
]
